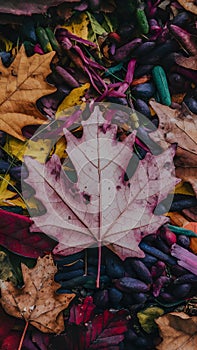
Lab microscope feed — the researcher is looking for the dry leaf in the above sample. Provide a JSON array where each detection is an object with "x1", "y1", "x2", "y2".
[
  {"x1": 24, "y1": 106, "x2": 178, "y2": 260},
  {"x1": 0, "y1": 45, "x2": 56, "y2": 141},
  {"x1": 150, "y1": 101, "x2": 197, "y2": 194},
  {"x1": 0, "y1": 174, "x2": 26, "y2": 208},
  {"x1": 177, "y1": 0, "x2": 197, "y2": 15},
  {"x1": 156, "y1": 312, "x2": 197, "y2": 350},
  {"x1": 0, "y1": 255, "x2": 75, "y2": 334},
  {"x1": 175, "y1": 55, "x2": 197, "y2": 70},
  {"x1": 150, "y1": 101, "x2": 197, "y2": 157},
  {"x1": 176, "y1": 168, "x2": 197, "y2": 197}
]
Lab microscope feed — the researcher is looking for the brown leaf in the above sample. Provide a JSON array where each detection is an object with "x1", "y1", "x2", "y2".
[
  {"x1": 0, "y1": 0, "x2": 70, "y2": 15},
  {"x1": 177, "y1": 0, "x2": 197, "y2": 15},
  {"x1": 156, "y1": 312, "x2": 197, "y2": 350},
  {"x1": 175, "y1": 55, "x2": 197, "y2": 70},
  {"x1": 150, "y1": 101, "x2": 197, "y2": 195},
  {"x1": 0, "y1": 45, "x2": 56, "y2": 141},
  {"x1": 176, "y1": 167, "x2": 197, "y2": 197},
  {"x1": 150, "y1": 101, "x2": 197, "y2": 159},
  {"x1": 0, "y1": 255, "x2": 75, "y2": 334}
]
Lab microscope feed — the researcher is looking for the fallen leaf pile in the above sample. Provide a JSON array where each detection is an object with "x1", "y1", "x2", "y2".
[{"x1": 0, "y1": 1, "x2": 196, "y2": 349}]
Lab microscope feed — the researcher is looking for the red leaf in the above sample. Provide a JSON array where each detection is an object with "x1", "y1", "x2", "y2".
[
  {"x1": 85, "y1": 309, "x2": 128, "y2": 349},
  {"x1": 1, "y1": 332, "x2": 21, "y2": 350},
  {"x1": 0, "y1": 307, "x2": 16, "y2": 343},
  {"x1": 0, "y1": 209, "x2": 56, "y2": 258},
  {"x1": 69, "y1": 296, "x2": 96, "y2": 325}
]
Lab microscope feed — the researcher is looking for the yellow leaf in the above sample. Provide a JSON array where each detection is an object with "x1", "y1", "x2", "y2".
[
  {"x1": 173, "y1": 181, "x2": 195, "y2": 196},
  {"x1": 63, "y1": 13, "x2": 89, "y2": 40},
  {"x1": 0, "y1": 174, "x2": 26, "y2": 208},
  {"x1": 4, "y1": 136, "x2": 53, "y2": 163},
  {"x1": 0, "y1": 45, "x2": 56, "y2": 141},
  {"x1": 54, "y1": 136, "x2": 67, "y2": 160},
  {"x1": 56, "y1": 83, "x2": 90, "y2": 118},
  {"x1": 4, "y1": 136, "x2": 26, "y2": 161}
]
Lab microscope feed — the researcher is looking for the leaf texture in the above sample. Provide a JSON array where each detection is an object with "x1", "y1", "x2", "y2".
[
  {"x1": 0, "y1": 255, "x2": 75, "y2": 333},
  {"x1": 24, "y1": 105, "x2": 178, "y2": 259},
  {"x1": 0, "y1": 46, "x2": 56, "y2": 140}
]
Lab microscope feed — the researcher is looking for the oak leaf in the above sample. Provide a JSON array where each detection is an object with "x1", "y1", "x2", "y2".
[
  {"x1": 0, "y1": 45, "x2": 56, "y2": 141},
  {"x1": 156, "y1": 312, "x2": 197, "y2": 350},
  {"x1": 0, "y1": 255, "x2": 75, "y2": 334},
  {"x1": 24, "y1": 106, "x2": 178, "y2": 260}
]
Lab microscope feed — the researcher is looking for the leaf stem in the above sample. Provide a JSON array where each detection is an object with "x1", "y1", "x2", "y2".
[
  {"x1": 96, "y1": 241, "x2": 102, "y2": 288},
  {"x1": 17, "y1": 320, "x2": 29, "y2": 350}
]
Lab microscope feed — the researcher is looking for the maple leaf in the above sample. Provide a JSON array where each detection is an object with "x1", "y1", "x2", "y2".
[
  {"x1": 156, "y1": 312, "x2": 197, "y2": 350},
  {"x1": 0, "y1": 255, "x2": 75, "y2": 334},
  {"x1": 0, "y1": 209, "x2": 56, "y2": 258},
  {"x1": 0, "y1": 45, "x2": 56, "y2": 141},
  {"x1": 23, "y1": 105, "x2": 178, "y2": 287}
]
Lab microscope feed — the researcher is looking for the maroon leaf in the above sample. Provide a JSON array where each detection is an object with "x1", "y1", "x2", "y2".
[
  {"x1": 0, "y1": 209, "x2": 56, "y2": 258},
  {"x1": 0, "y1": 307, "x2": 16, "y2": 344},
  {"x1": 85, "y1": 309, "x2": 128, "y2": 349},
  {"x1": 69, "y1": 296, "x2": 96, "y2": 325}
]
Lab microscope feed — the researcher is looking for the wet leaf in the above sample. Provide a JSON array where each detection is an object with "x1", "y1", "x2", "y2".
[
  {"x1": 0, "y1": 255, "x2": 75, "y2": 333},
  {"x1": 0, "y1": 45, "x2": 56, "y2": 141},
  {"x1": 156, "y1": 312, "x2": 197, "y2": 350}
]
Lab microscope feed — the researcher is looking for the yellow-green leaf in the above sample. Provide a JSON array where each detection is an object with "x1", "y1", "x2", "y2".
[
  {"x1": 56, "y1": 83, "x2": 90, "y2": 118},
  {"x1": 137, "y1": 307, "x2": 164, "y2": 333},
  {"x1": 63, "y1": 13, "x2": 89, "y2": 40}
]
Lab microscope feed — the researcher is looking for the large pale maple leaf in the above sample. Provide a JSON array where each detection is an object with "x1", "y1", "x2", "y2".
[{"x1": 23, "y1": 106, "x2": 178, "y2": 262}]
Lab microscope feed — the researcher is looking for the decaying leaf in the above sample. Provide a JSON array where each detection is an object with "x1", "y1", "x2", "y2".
[
  {"x1": 0, "y1": 0, "x2": 69, "y2": 15},
  {"x1": 150, "y1": 101, "x2": 197, "y2": 157},
  {"x1": 0, "y1": 174, "x2": 26, "y2": 208},
  {"x1": 177, "y1": 0, "x2": 197, "y2": 15},
  {"x1": 0, "y1": 255, "x2": 75, "y2": 333},
  {"x1": 176, "y1": 168, "x2": 197, "y2": 197},
  {"x1": 24, "y1": 106, "x2": 178, "y2": 261},
  {"x1": 0, "y1": 250, "x2": 17, "y2": 285},
  {"x1": 0, "y1": 45, "x2": 56, "y2": 141},
  {"x1": 150, "y1": 101, "x2": 197, "y2": 195},
  {"x1": 175, "y1": 55, "x2": 197, "y2": 70},
  {"x1": 156, "y1": 312, "x2": 197, "y2": 350}
]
